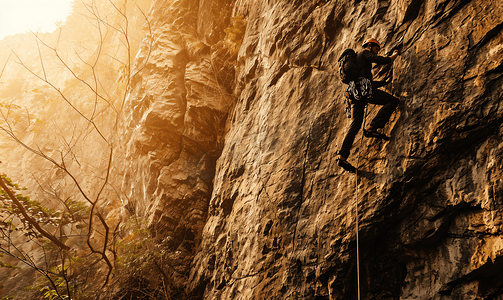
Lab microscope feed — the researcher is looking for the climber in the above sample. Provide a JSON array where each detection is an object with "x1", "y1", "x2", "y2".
[{"x1": 337, "y1": 38, "x2": 400, "y2": 173}]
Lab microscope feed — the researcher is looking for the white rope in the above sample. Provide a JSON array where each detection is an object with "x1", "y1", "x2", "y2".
[{"x1": 353, "y1": 104, "x2": 368, "y2": 300}]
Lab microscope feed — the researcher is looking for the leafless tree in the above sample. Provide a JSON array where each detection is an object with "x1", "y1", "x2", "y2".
[{"x1": 0, "y1": 0, "x2": 153, "y2": 298}]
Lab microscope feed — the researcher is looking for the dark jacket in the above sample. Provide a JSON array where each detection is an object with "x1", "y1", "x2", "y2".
[{"x1": 356, "y1": 49, "x2": 392, "y2": 82}]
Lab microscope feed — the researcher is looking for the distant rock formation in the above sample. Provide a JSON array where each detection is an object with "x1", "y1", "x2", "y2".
[{"x1": 123, "y1": 0, "x2": 503, "y2": 299}]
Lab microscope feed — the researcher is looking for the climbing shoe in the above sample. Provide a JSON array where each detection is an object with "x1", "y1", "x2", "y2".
[
  {"x1": 337, "y1": 158, "x2": 356, "y2": 173},
  {"x1": 363, "y1": 129, "x2": 390, "y2": 141}
]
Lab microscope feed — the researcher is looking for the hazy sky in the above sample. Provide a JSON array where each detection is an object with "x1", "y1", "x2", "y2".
[{"x1": 0, "y1": 0, "x2": 74, "y2": 40}]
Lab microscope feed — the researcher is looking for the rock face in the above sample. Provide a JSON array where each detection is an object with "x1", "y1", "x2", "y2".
[
  {"x1": 124, "y1": 0, "x2": 503, "y2": 299},
  {"x1": 120, "y1": 0, "x2": 235, "y2": 274}
]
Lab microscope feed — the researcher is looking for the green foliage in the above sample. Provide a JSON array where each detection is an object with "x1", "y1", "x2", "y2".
[
  {"x1": 0, "y1": 174, "x2": 91, "y2": 300},
  {"x1": 0, "y1": 254, "x2": 21, "y2": 270},
  {"x1": 26, "y1": 251, "x2": 86, "y2": 300},
  {"x1": 40, "y1": 286, "x2": 67, "y2": 300},
  {"x1": 0, "y1": 103, "x2": 22, "y2": 110},
  {"x1": 115, "y1": 217, "x2": 162, "y2": 272},
  {"x1": 0, "y1": 295, "x2": 16, "y2": 300},
  {"x1": 0, "y1": 97, "x2": 39, "y2": 132},
  {"x1": 38, "y1": 274, "x2": 70, "y2": 300},
  {"x1": 108, "y1": 217, "x2": 181, "y2": 299},
  {"x1": 0, "y1": 175, "x2": 90, "y2": 236}
]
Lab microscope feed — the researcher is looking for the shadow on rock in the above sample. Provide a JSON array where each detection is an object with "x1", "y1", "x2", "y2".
[{"x1": 355, "y1": 169, "x2": 376, "y2": 180}]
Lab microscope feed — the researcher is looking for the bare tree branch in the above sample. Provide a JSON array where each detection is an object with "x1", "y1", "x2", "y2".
[{"x1": 0, "y1": 54, "x2": 11, "y2": 82}]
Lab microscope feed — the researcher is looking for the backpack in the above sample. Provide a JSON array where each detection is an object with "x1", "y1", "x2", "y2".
[{"x1": 338, "y1": 49, "x2": 359, "y2": 84}]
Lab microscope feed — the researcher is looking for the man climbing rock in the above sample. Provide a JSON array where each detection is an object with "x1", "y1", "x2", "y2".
[{"x1": 337, "y1": 38, "x2": 400, "y2": 173}]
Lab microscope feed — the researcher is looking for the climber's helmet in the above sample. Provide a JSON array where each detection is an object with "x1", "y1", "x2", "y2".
[{"x1": 362, "y1": 38, "x2": 381, "y2": 52}]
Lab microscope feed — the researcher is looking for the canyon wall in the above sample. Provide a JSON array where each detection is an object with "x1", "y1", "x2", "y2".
[
  {"x1": 124, "y1": 0, "x2": 503, "y2": 299},
  {"x1": 118, "y1": 0, "x2": 237, "y2": 284}
]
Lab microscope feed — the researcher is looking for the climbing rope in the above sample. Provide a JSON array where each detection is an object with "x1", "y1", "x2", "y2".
[{"x1": 353, "y1": 104, "x2": 368, "y2": 300}]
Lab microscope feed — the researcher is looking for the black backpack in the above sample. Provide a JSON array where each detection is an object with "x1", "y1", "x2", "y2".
[{"x1": 338, "y1": 49, "x2": 359, "y2": 84}]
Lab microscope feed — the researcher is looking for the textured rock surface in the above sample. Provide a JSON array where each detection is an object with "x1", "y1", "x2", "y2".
[
  {"x1": 119, "y1": 0, "x2": 503, "y2": 299},
  {"x1": 119, "y1": 0, "x2": 235, "y2": 279},
  {"x1": 180, "y1": 0, "x2": 503, "y2": 299}
]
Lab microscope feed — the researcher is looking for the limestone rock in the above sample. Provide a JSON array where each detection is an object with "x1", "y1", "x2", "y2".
[{"x1": 180, "y1": 0, "x2": 503, "y2": 299}]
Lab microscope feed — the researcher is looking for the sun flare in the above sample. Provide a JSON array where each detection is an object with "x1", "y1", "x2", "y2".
[{"x1": 0, "y1": 0, "x2": 73, "y2": 40}]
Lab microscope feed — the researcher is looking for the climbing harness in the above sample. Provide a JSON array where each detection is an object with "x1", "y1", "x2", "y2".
[
  {"x1": 346, "y1": 78, "x2": 373, "y2": 102},
  {"x1": 344, "y1": 78, "x2": 373, "y2": 119},
  {"x1": 359, "y1": 78, "x2": 372, "y2": 99}
]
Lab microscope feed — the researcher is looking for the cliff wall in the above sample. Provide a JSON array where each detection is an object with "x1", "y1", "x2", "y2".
[{"x1": 124, "y1": 0, "x2": 503, "y2": 299}]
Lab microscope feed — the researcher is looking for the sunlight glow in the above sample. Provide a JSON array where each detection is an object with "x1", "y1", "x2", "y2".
[{"x1": 0, "y1": 0, "x2": 74, "y2": 40}]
